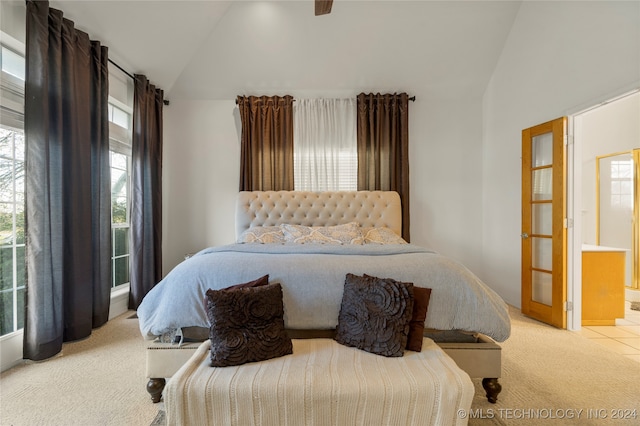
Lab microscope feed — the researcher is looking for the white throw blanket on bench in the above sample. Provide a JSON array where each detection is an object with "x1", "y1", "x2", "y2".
[{"x1": 165, "y1": 338, "x2": 473, "y2": 426}]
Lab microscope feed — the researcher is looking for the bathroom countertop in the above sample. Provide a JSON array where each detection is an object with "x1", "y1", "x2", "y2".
[{"x1": 581, "y1": 244, "x2": 629, "y2": 252}]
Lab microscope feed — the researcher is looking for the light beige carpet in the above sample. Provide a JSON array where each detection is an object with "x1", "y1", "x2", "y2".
[
  {"x1": 0, "y1": 311, "x2": 161, "y2": 426},
  {"x1": 468, "y1": 306, "x2": 640, "y2": 426},
  {"x1": 1, "y1": 306, "x2": 638, "y2": 426}
]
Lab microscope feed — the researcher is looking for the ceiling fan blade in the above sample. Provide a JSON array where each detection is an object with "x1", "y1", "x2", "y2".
[{"x1": 315, "y1": 0, "x2": 333, "y2": 16}]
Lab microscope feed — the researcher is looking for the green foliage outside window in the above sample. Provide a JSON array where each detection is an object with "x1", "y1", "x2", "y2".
[{"x1": 0, "y1": 128, "x2": 25, "y2": 336}]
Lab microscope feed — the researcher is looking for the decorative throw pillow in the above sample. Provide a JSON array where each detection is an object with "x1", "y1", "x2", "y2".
[
  {"x1": 220, "y1": 274, "x2": 269, "y2": 292},
  {"x1": 281, "y1": 222, "x2": 363, "y2": 245},
  {"x1": 334, "y1": 274, "x2": 414, "y2": 357},
  {"x1": 406, "y1": 286, "x2": 432, "y2": 352},
  {"x1": 237, "y1": 226, "x2": 286, "y2": 244},
  {"x1": 360, "y1": 274, "x2": 431, "y2": 352},
  {"x1": 361, "y1": 227, "x2": 407, "y2": 244},
  {"x1": 205, "y1": 283, "x2": 292, "y2": 367},
  {"x1": 203, "y1": 275, "x2": 270, "y2": 315}
]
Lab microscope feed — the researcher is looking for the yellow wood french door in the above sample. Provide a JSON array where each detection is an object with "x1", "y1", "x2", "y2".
[{"x1": 521, "y1": 117, "x2": 567, "y2": 328}]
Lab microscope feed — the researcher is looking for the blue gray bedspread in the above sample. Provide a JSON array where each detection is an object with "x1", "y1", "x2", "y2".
[{"x1": 137, "y1": 244, "x2": 511, "y2": 342}]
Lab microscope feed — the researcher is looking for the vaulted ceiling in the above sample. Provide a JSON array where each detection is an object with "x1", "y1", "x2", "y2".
[{"x1": 51, "y1": 0, "x2": 522, "y2": 100}]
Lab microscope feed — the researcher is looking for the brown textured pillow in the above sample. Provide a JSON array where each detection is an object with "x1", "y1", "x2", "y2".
[
  {"x1": 335, "y1": 274, "x2": 414, "y2": 357},
  {"x1": 202, "y1": 275, "x2": 269, "y2": 312},
  {"x1": 205, "y1": 283, "x2": 292, "y2": 367},
  {"x1": 221, "y1": 274, "x2": 269, "y2": 292},
  {"x1": 361, "y1": 274, "x2": 431, "y2": 352},
  {"x1": 406, "y1": 287, "x2": 432, "y2": 352}
]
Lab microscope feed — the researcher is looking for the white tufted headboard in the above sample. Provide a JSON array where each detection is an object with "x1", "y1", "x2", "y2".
[{"x1": 236, "y1": 191, "x2": 402, "y2": 239}]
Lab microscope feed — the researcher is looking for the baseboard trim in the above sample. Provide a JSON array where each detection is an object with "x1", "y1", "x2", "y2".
[
  {"x1": 0, "y1": 330, "x2": 25, "y2": 372},
  {"x1": 109, "y1": 286, "x2": 130, "y2": 320},
  {"x1": 625, "y1": 288, "x2": 640, "y2": 303}
]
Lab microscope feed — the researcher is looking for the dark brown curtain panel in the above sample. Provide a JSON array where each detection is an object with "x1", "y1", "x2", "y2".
[
  {"x1": 237, "y1": 95, "x2": 294, "y2": 191},
  {"x1": 129, "y1": 75, "x2": 164, "y2": 309},
  {"x1": 24, "y1": 0, "x2": 111, "y2": 361},
  {"x1": 357, "y1": 93, "x2": 411, "y2": 241}
]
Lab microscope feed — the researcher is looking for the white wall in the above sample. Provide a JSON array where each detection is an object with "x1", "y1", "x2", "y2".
[
  {"x1": 162, "y1": 93, "x2": 486, "y2": 276},
  {"x1": 162, "y1": 100, "x2": 239, "y2": 273},
  {"x1": 410, "y1": 96, "x2": 485, "y2": 275},
  {"x1": 482, "y1": 1, "x2": 640, "y2": 307},
  {"x1": 580, "y1": 92, "x2": 639, "y2": 288},
  {"x1": 580, "y1": 92, "x2": 639, "y2": 246},
  {"x1": 0, "y1": 1, "x2": 25, "y2": 45}
]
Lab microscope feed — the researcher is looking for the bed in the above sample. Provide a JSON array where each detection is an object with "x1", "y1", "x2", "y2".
[{"x1": 138, "y1": 190, "x2": 510, "y2": 407}]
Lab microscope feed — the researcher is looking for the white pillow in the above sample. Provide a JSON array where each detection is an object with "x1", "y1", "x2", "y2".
[
  {"x1": 237, "y1": 226, "x2": 286, "y2": 244},
  {"x1": 281, "y1": 222, "x2": 364, "y2": 245},
  {"x1": 361, "y1": 227, "x2": 407, "y2": 244}
]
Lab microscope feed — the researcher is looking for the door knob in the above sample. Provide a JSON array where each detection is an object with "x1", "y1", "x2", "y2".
[{"x1": 521, "y1": 233, "x2": 529, "y2": 239}]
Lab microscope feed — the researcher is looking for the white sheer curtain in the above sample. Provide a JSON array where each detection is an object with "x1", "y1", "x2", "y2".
[{"x1": 294, "y1": 98, "x2": 357, "y2": 191}]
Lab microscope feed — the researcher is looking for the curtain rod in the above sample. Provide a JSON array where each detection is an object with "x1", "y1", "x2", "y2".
[
  {"x1": 108, "y1": 58, "x2": 170, "y2": 106},
  {"x1": 108, "y1": 58, "x2": 134, "y2": 80},
  {"x1": 235, "y1": 95, "x2": 416, "y2": 105}
]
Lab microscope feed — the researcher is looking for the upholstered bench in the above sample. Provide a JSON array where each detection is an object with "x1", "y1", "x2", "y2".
[
  {"x1": 146, "y1": 334, "x2": 503, "y2": 405},
  {"x1": 164, "y1": 338, "x2": 474, "y2": 426},
  {"x1": 146, "y1": 341, "x2": 202, "y2": 403}
]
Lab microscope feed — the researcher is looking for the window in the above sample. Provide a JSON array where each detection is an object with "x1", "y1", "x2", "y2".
[
  {"x1": 1, "y1": 45, "x2": 25, "y2": 81},
  {"x1": 108, "y1": 64, "x2": 134, "y2": 290},
  {"x1": 0, "y1": 42, "x2": 25, "y2": 337},
  {"x1": 293, "y1": 98, "x2": 358, "y2": 191},
  {"x1": 610, "y1": 160, "x2": 633, "y2": 209},
  {"x1": 294, "y1": 148, "x2": 358, "y2": 191},
  {"x1": 110, "y1": 150, "x2": 130, "y2": 288}
]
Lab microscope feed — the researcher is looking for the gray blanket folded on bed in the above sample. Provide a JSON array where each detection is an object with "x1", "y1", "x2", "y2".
[{"x1": 137, "y1": 244, "x2": 511, "y2": 342}]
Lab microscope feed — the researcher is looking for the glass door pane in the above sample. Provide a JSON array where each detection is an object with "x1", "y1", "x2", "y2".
[
  {"x1": 532, "y1": 238, "x2": 553, "y2": 271},
  {"x1": 532, "y1": 203, "x2": 552, "y2": 235},
  {"x1": 532, "y1": 270, "x2": 552, "y2": 306},
  {"x1": 531, "y1": 131, "x2": 554, "y2": 306},
  {"x1": 533, "y1": 168, "x2": 553, "y2": 200},
  {"x1": 531, "y1": 237, "x2": 552, "y2": 306},
  {"x1": 532, "y1": 133, "x2": 553, "y2": 167}
]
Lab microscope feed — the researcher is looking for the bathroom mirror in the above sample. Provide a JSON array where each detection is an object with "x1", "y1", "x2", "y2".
[{"x1": 597, "y1": 150, "x2": 638, "y2": 289}]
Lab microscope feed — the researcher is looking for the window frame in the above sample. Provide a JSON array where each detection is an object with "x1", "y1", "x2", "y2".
[
  {"x1": 0, "y1": 39, "x2": 25, "y2": 338},
  {"x1": 108, "y1": 95, "x2": 133, "y2": 292}
]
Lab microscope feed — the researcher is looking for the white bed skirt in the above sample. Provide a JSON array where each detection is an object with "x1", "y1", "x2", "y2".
[{"x1": 165, "y1": 338, "x2": 473, "y2": 426}]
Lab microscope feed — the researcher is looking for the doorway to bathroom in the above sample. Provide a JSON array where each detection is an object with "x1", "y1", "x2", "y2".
[{"x1": 571, "y1": 90, "x2": 639, "y2": 329}]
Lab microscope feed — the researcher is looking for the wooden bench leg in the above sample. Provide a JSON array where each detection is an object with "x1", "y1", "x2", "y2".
[
  {"x1": 147, "y1": 378, "x2": 166, "y2": 403},
  {"x1": 482, "y1": 378, "x2": 501, "y2": 403}
]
